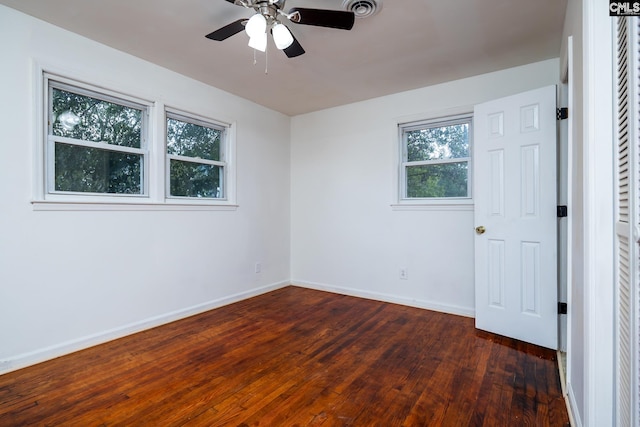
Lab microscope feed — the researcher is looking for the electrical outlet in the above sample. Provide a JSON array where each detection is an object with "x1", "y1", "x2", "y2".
[
  {"x1": 255, "y1": 263, "x2": 261, "y2": 274},
  {"x1": 399, "y1": 268, "x2": 408, "y2": 280}
]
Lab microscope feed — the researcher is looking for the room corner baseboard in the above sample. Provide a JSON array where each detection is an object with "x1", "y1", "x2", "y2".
[
  {"x1": 0, "y1": 281, "x2": 290, "y2": 376},
  {"x1": 293, "y1": 280, "x2": 475, "y2": 318}
]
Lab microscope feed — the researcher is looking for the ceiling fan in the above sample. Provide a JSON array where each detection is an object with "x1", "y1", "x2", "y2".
[{"x1": 205, "y1": 0, "x2": 356, "y2": 58}]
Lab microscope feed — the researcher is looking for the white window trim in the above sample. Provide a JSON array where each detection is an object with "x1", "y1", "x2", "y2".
[
  {"x1": 32, "y1": 66, "x2": 238, "y2": 211},
  {"x1": 165, "y1": 108, "x2": 230, "y2": 202},
  {"x1": 391, "y1": 111, "x2": 474, "y2": 211},
  {"x1": 46, "y1": 78, "x2": 151, "y2": 198}
]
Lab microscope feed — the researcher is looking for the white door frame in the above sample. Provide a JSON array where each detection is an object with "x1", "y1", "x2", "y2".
[
  {"x1": 558, "y1": 36, "x2": 581, "y2": 425},
  {"x1": 583, "y1": 0, "x2": 614, "y2": 424},
  {"x1": 558, "y1": 66, "x2": 569, "y2": 355},
  {"x1": 561, "y1": 33, "x2": 575, "y2": 411}
]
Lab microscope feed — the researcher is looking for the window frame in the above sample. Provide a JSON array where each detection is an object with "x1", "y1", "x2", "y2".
[
  {"x1": 397, "y1": 113, "x2": 474, "y2": 207},
  {"x1": 34, "y1": 69, "x2": 237, "y2": 211},
  {"x1": 165, "y1": 109, "x2": 229, "y2": 201},
  {"x1": 46, "y1": 77, "x2": 151, "y2": 198}
]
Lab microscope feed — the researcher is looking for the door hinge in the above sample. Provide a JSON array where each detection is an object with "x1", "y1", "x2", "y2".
[
  {"x1": 557, "y1": 107, "x2": 568, "y2": 120},
  {"x1": 557, "y1": 205, "x2": 568, "y2": 217},
  {"x1": 558, "y1": 302, "x2": 567, "y2": 314}
]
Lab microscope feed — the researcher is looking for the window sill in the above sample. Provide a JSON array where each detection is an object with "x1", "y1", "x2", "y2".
[{"x1": 32, "y1": 200, "x2": 239, "y2": 211}]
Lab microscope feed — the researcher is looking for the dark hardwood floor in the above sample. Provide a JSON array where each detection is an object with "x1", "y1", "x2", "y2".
[{"x1": 0, "y1": 286, "x2": 569, "y2": 426}]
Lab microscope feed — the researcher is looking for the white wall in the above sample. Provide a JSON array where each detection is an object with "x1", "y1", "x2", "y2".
[
  {"x1": 0, "y1": 6, "x2": 291, "y2": 374},
  {"x1": 290, "y1": 59, "x2": 560, "y2": 316}
]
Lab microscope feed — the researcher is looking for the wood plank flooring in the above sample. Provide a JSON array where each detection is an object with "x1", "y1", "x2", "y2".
[{"x1": 0, "y1": 286, "x2": 570, "y2": 426}]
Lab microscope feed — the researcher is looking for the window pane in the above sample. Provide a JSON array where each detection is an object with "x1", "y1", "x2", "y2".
[
  {"x1": 54, "y1": 143, "x2": 142, "y2": 194},
  {"x1": 51, "y1": 88, "x2": 142, "y2": 148},
  {"x1": 406, "y1": 162, "x2": 468, "y2": 198},
  {"x1": 406, "y1": 123, "x2": 469, "y2": 162},
  {"x1": 169, "y1": 159, "x2": 222, "y2": 198},
  {"x1": 167, "y1": 118, "x2": 221, "y2": 161}
]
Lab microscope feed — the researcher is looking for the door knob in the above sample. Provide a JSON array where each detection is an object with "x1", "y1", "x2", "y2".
[{"x1": 475, "y1": 226, "x2": 486, "y2": 235}]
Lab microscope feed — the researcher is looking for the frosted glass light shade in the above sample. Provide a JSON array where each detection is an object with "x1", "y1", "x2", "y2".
[
  {"x1": 245, "y1": 13, "x2": 267, "y2": 38},
  {"x1": 272, "y1": 23, "x2": 294, "y2": 50},
  {"x1": 248, "y1": 32, "x2": 267, "y2": 52}
]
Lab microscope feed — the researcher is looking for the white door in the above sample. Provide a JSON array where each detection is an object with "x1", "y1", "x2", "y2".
[{"x1": 473, "y1": 85, "x2": 558, "y2": 350}]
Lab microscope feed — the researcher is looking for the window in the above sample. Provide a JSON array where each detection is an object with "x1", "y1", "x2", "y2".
[
  {"x1": 166, "y1": 112, "x2": 227, "y2": 199},
  {"x1": 47, "y1": 79, "x2": 148, "y2": 196},
  {"x1": 399, "y1": 115, "x2": 472, "y2": 201},
  {"x1": 39, "y1": 73, "x2": 236, "y2": 209}
]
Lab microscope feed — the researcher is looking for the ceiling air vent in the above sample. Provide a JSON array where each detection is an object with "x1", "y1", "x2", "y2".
[{"x1": 341, "y1": 0, "x2": 382, "y2": 18}]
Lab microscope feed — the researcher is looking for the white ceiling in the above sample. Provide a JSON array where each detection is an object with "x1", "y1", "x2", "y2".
[{"x1": 0, "y1": 0, "x2": 567, "y2": 116}]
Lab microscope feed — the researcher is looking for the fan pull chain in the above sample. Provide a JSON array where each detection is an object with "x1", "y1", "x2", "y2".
[
  {"x1": 265, "y1": 43, "x2": 268, "y2": 75},
  {"x1": 253, "y1": 49, "x2": 257, "y2": 66}
]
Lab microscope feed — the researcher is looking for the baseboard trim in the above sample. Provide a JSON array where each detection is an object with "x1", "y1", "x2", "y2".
[
  {"x1": 0, "y1": 281, "x2": 289, "y2": 375},
  {"x1": 293, "y1": 280, "x2": 475, "y2": 318}
]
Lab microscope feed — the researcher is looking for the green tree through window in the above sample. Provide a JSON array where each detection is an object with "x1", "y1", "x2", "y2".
[
  {"x1": 42, "y1": 74, "x2": 234, "y2": 205},
  {"x1": 49, "y1": 85, "x2": 145, "y2": 194},
  {"x1": 166, "y1": 114, "x2": 226, "y2": 199},
  {"x1": 401, "y1": 117, "x2": 472, "y2": 199}
]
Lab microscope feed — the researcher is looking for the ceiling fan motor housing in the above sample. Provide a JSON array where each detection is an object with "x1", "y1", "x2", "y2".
[{"x1": 210, "y1": 0, "x2": 357, "y2": 58}]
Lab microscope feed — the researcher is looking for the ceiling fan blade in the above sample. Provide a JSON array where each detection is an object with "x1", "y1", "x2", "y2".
[
  {"x1": 205, "y1": 19, "x2": 246, "y2": 41},
  {"x1": 283, "y1": 34, "x2": 305, "y2": 58},
  {"x1": 288, "y1": 8, "x2": 355, "y2": 30}
]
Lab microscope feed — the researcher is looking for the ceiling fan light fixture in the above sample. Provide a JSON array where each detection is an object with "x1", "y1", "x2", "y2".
[
  {"x1": 272, "y1": 23, "x2": 294, "y2": 50},
  {"x1": 207, "y1": 1, "x2": 357, "y2": 59},
  {"x1": 248, "y1": 32, "x2": 267, "y2": 51},
  {"x1": 245, "y1": 13, "x2": 267, "y2": 38}
]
